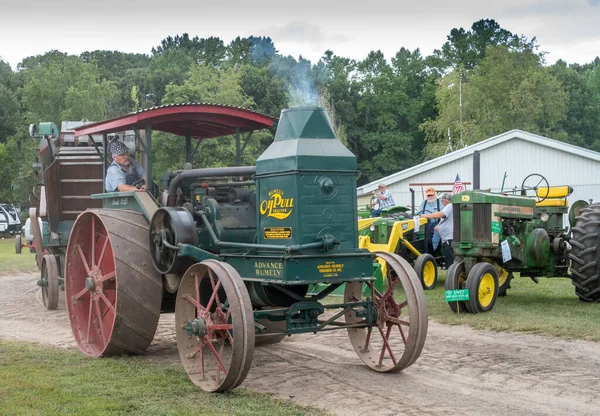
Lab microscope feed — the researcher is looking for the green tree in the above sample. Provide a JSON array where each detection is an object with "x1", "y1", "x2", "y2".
[
  {"x1": 152, "y1": 64, "x2": 261, "y2": 176},
  {"x1": 0, "y1": 85, "x2": 21, "y2": 143},
  {"x1": 434, "y1": 19, "x2": 539, "y2": 71},
  {"x1": 421, "y1": 46, "x2": 567, "y2": 158},
  {"x1": 549, "y1": 59, "x2": 600, "y2": 150},
  {"x1": 20, "y1": 55, "x2": 117, "y2": 125}
]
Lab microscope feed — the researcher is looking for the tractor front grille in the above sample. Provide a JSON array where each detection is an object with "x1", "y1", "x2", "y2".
[{"x1": 473, "y1": 203, "x2": 492, "y2": 242}]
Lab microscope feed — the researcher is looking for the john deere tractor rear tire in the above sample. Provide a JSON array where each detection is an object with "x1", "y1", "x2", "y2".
[
  {"x1": 414, "y1": 253, "x2": 438, "y2": 290},
  {"x1": 445, "y1": 260, "x2": 468, "y2": 313},
  {"x1": 569, "y1": 203, "x2": 600, "y2": 302}
]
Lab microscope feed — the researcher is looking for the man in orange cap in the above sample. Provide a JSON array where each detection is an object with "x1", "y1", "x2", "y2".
[{"x1": 418, "y1": 187, "x2": 442, "y2": 255}]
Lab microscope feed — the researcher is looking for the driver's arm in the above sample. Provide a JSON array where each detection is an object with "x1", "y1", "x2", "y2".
[{"x1": 116, "y1": 183, "x2": 143, "y2": 192}]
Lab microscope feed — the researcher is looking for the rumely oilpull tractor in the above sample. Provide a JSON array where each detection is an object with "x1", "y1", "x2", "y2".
[
  {"x1": 34, "y1": 104, "x2": 428, "y2": 392},
  {"x1": 446, "y1": 174, "x2": 599, "y2": 313}
]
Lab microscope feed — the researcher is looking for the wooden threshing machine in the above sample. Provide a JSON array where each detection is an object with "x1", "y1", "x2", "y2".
[{"x1": 28, "y1": 104, "x2": 428, "y2": 392}]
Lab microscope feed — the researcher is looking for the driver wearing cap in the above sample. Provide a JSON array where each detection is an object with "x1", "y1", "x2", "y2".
[{"x1": 105, "y1": 140, "x2": 147, "y2": 192}]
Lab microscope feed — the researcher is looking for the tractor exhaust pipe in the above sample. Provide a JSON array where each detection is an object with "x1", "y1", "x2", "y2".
[{"x1": 473, "y1": 150, "x2": 480, "y2": 190}]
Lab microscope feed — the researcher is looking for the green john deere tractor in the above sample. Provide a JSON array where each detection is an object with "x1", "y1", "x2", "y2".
[
  {"x1": 358, "y1": 209, "x2": 443, "y2": 291},
  {"x1": 448, "y1": 173, "x2": 597, "y2": 313}
]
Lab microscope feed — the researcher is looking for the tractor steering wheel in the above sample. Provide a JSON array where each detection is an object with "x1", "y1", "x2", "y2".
[
  {"x1": 416, "y1": 209, "x2": 433, "y2": 216},
  {"x1": 131, "y1": 178, "x2": 146, "y2": 189},
  {"x1": 520, "y1": 174, "x2": 549, "y2": 203}
]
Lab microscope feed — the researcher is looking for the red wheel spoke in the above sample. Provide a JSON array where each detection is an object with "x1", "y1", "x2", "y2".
[
  {"x1": 184, "y1": 294, "x2": 203, "y2": 313},
  {"x1": 397, "y1": 322, "x2": 408, "y2": 344},
  {"x1": 94, "y1": 300, "x2": 106, "y2": 346},
  {"x1": 398, "y1": 299, "x2": 408, "y2": 309},
  {"x1": 73, "y1": 287, "x2": 89, "y2": 302},
  {"x1": 367, "y1": 281, "x2": 384, "y2": 299},
  {"x1": 98, "y1": 292, "x2": 116, "y2": 315},
  {"x1": 377, "y1": 325, "x2": 397, "y2": 366},
  {"x1": 86, "y1": 298, "x2": 94, "y2": 344},
  {"x1": 208, "y1": 270, "x2": 222, "y2": 308},
  {"x1": 215, "y1": 342, "x2": 225, "y2": 387},
  {"x1": 97, "y1": 237, "x2": 109, "y2": 267},
  {"x1": 386, "y1": 316, "x2": 410, "y2": 327},
  {"x1": 194, "y1": 274, "x2": 201, "y2": 318},
  {"x1": 77, "y1": 245, "x2": 91, "y2": 275},
  {"x1": 91, "y1": 216, "x2": 96, "y2": 267},
  {"x1": 211, "y1": 324, "x2": 233, "y2": 331},
  {"x1": 98, "y1": 270, "x2": 116, "y2": 283},
  {"x1": 187, "y1": 341, "x2": 204, "y2": 359},
  {"x1": 206, "y1": 341, "x2": 228, "y2": 374},
  {"x1": 204, "y1": 277, "x2": 222, "y2": 314}
]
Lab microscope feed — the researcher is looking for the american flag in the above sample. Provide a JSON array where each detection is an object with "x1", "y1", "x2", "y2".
[{"x1": 452, "y1": 174, "x2": 465, "y2": 194}]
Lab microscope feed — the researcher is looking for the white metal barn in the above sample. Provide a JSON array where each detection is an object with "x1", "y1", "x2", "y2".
[{"x1": 357, "y1": 129, "x2": 600, "y2": 210}]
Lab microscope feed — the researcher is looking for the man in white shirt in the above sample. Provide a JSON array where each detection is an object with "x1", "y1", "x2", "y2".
[{"x1": 419, "y1": 193, "x2": 454, "y2": 268}]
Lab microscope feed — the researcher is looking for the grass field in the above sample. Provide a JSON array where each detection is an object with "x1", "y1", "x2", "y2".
[
  {"x1": 424, "y1": 269, "x2": 600, "y2": 341},
  {"x1": 0, "y1": 237, "x2": 38, "y2": 273},
  {"x1": 1, "y1": 236, "x2": 599, "y2": 413},
  {"x1": 0, "y1": 341, "x2": 321, "y2": 416}
]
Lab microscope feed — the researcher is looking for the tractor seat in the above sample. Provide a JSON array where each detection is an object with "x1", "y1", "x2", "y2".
[{"x1": 536, "y1": 186, "x2": 573, "y2": 207}]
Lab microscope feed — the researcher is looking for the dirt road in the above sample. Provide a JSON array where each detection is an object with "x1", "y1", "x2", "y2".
[{"x1": 2, "y1": 272, "x2": 600, "y2": 415}]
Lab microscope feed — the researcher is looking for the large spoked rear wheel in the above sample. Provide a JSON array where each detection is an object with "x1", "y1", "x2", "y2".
[
  {"x1": 176, "y1": 260, "x2": 255, "y2": 392},
  {"x1": 445, "y1": 260, "x2": 468, "y2": 313},
  {"x1": 345, "y1": 252, "x2": 428, "y2": 372},
  {"x1": 65, "y1": 210, "x2": 163, "y2": 357},
  {"x1": 41, "y1": 254, "x2": 59, "y2": 310},
  {"x1": 466, "y1": 262, "x2": 499, "y2": 313},
  {"x1": 570, "y1": 203, "x2": 600, "y2": 302},
  {"x1": 414, "y1": 253, "x2": 438, "y2": 290}
]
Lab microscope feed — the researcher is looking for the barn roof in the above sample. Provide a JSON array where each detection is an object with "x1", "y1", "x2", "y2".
[
  {"x1": 73, "y1": 103, "x2": 275, "y2": 139},
  {"x1": 358, "y1": 129, "x2": 600, "y2": 196}
]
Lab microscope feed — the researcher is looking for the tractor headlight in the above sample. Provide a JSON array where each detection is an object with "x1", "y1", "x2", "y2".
[
  {"x1": 369, "y1": 224, "x2": 376, "y2": 232},
  {"x1": 540, "y1": 213, "x2": 549, "y2": 222}
]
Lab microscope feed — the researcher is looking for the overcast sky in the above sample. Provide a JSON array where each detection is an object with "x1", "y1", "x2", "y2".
[{"x1": 1, "y1": 0, "x2": 599, "y2": 69}]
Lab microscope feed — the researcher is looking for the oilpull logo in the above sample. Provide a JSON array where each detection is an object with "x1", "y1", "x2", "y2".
[{"x1": 260, "y1": 189, "x2": 294, "y2": 220}]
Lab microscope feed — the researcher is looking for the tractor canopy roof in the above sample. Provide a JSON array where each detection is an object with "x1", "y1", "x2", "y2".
[{"x1": 73, "y1": 103, "x2": 276, "y2": 139}]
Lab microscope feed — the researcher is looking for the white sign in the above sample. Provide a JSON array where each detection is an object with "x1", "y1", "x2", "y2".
[{"x1": 501, "y1": 240, "x2": 512, "y2": 263}]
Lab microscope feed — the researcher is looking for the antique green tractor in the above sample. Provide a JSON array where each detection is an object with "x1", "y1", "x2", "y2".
[
  {"x1": 447, "y1": 174, "x2": 597, "y2": 313},
  {"x1": 55, "y1": 105, "x2": 428, "y2": 392}
]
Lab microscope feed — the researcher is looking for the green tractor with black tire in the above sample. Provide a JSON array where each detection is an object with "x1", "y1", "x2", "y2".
[{"x1": 447, "y1": 173, "x2": 598, "y2": 313}]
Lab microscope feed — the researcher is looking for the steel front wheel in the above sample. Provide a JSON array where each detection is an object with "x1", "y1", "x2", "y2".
[
  {"x1": 65, "y1": 210, "x2": 163, "y2": 357},
  {"x1": 176, "y1": 260, "x2": 255, "y2": 392},
  {"x1": 41, "y1": 254, "x2": 59, "y2": 310},
  {"x1": 466, "y1": 262, "x2": 499, "y2": 313},
  {"x1": 445, "y1": 260, "x2": 468, "y2": 313},
  {"x1": 345, "y1": 252, "x2": 428, "y2": 372},
  {"x1": 414, "y1": 253, "x2": 438, "y2": 290}
]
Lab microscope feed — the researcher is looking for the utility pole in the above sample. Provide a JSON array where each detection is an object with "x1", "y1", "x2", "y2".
[
  {"x1": 459, "y1": 74, "x2": 464, "y2": 148},
  {"x1": 445, "y1": 128, "x2": 453, "y2": 154}
]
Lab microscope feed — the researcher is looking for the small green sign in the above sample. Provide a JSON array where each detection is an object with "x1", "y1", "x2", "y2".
[
  {"x1": 491, "y1": 221, "x2": 501, "y2": 234},
  {"x1": 445, "y1": 289, "x2": 470, "y2": 302}
]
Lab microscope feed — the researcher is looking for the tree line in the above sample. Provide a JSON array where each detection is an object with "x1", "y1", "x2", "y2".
[{"x1": 1, "y1": 19, "x2": 599, "y2": 210}]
